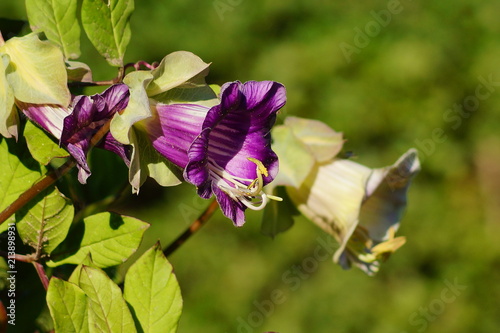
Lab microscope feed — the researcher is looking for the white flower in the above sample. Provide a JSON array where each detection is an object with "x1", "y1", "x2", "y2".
[{"x1": 287, "y1": 149, "x2": 420, "y2": 275}]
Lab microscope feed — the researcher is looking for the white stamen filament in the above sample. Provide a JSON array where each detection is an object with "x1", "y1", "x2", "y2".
[{"x1": 207, "y1": 157, "x2": 282, "y2": 210}]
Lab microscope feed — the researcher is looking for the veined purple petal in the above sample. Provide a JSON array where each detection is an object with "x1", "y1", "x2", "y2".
[
  {"x1": 100, "y1": 83, "x2": 131, "y2": 116},
  {"x1": 18, "y1": 84, "x2": 131, "y2": 183},
  {"x1": 147, "y1": 103, "x2": 210, "y2": 168},
  {"x1": 61, "y1": 84, "x2": 131, "y2": 183},
  {"x1": 100, "y1": 132, "x2": 132, "y2": 167},
  {"x1": 212, "y1": 186, "x2": 246, "y2": 227},
  {"x1": 19, "y1": 102, "x2": 70, "y2": 139}
]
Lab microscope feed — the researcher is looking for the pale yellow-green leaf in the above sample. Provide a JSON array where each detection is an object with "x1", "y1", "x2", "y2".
[
  {"x1": 284, "y1": 116, "x2": 344, "y2": 163},
  {"x1": 66, "y1": 61, "x2": 93, "y2": 82},
  {"x1": 110, "y1": 70, "x2": 153, "y2": 145},
  {"x1": 0, "y1": 54, "x2": 17, "y2": 139},
  {"x1": 127, "y1": 128, "x2": 182, "y2": 193},
  {"x1": 47, "y1": 212, "x2": 149, "y2": 268},
  {"x1": 0, "y1": 33, "x2": 70, "y2": 106},
  {"x1": 271, "y1": 124, "x2": 316, "y2": 188},
  {"x1": 147, "y1": 51, "x2": 211, "y2": 96}
]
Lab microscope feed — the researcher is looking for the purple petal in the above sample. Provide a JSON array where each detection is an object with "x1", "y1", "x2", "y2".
[
  {"x1": 212, "y1": 186, "x2": 246, "y2": 227},
  {"x1": 60, "y1": 84, "x2": 130, "y2": 183},
  {"x1": 99, "y1": 132, "x2": 132, "y2": 167},
  {"x1": 147, "y1": 103, "x2": 209, "y2": 168},
  {"x1": 101, "y1": 84, "x2": 130, "y2": 116},
  {"x1": 20, "y1": 102, "x2": 70, "y2": 139}
]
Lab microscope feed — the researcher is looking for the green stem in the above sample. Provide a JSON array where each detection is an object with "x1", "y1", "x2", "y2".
[{"x1": 163, "y1": 199, "x2": 219, "y2": 257}]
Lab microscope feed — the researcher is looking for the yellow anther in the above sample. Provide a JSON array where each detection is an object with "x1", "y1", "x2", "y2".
[{"x1": 248, "y1": 157, "x2": 269, "y2": 177}]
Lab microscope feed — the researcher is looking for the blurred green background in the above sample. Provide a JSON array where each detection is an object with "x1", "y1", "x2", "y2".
[{"x1": 2, "y1": 0, "x2": 500, "y2": 332}]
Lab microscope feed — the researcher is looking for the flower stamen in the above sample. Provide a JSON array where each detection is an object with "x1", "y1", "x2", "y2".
[{"x1": 207, "y1": 157, "x2": 281, "y2": 211}]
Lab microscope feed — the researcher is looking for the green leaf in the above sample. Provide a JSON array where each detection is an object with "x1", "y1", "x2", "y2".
[
  {"x1": 271, "y1": 124, "x2": 316, "y2": 188},
  {"x1": 26, "y1": 0, "x2": 81, "y2": 59},
  {"x1": 124, "y1": 243, "x2": 182, "y2": 333},
  {"x1": 66, "y1": 61, "x2": 93, "y2": 82},
  {"x1": 68, "y1": 254, "x2": 97, "y2": 285},
  {"x1": 0, "y1": 32, "x2": 70, "y2": 106},
  {"x1": 0, "y1": 137, "x2": 44, "y2": 233},
  {"x1": 261, "y1": 186, "x2": 298, "y2": 238},
  {"x1": 0, "y1": 53, "x2": 17, "y2": 139},
  {"x1": 47, "y1": 212, "x2": 149, "y2": 268},
  {"x1": 79, "y1": 266, "x2": 137, "y2": 333},
  {"x1": 110, "y1": 70, "x2": 154, "y2": 145},
  {"x1": 16, "y1": 186, "x2": 74, "y2": 254},
  {"x1": 128, "y1": 128, "x2": 182, "y2": 193},
  {"x1": 147, "y1": 51, "x2": 211, "y2": 96},
  {"x1": 284, "y1": 116, "x2": 344, "y2": 163},
  {"x1": 81, "y1": 0, "x2": 134, "y2": 67},
  {"x1": 24, "y1": 120, "x2": 69, "y2": 165},
  {"x1": 46, "y1": 277, "x2": 89, "y2": 333}
]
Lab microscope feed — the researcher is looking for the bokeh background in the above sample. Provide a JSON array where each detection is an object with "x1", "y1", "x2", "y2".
[{"x1": 2, "y1": 0, "x2": 500, "y2": 332}]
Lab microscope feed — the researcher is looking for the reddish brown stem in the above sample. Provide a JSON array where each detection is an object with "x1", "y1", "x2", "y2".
[
  {"x1": 33, "y1": 262, "x2": 49, "y2": 290},
  {"x1": 68, "y1": 67, "x2": 125, "y2": 87},
  {"x1": 163, "y1": 200, "x2": 219, "y2": 257},
  {"x1": 0, "y1": 251, "x2": 33, "y2": 263}
]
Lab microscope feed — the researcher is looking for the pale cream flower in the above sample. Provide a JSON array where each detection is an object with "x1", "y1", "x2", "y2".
[{"x1": 287, "y1": 149, "x2": 420, "y2": 275}]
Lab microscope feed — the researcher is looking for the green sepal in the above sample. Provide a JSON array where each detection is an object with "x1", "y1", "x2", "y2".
[{"x1": 127, "y1": 128, "x2": 182, "y2": 193}]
